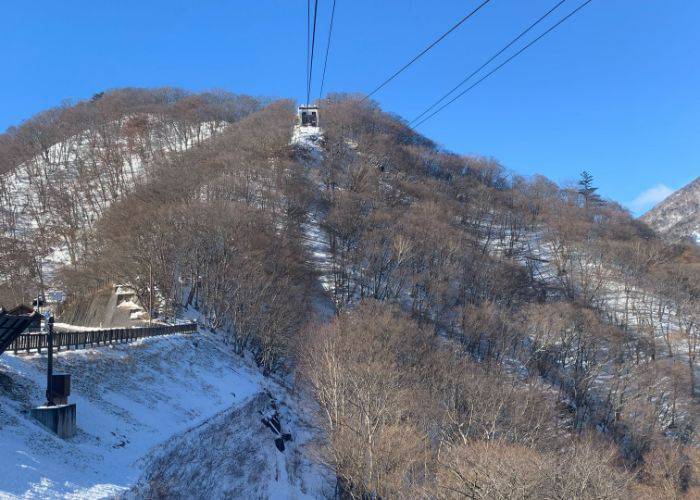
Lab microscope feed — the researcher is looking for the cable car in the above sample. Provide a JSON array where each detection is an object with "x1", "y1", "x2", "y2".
[{"x1": 297, "y1": 105, "x2": 319, "y2": 128}]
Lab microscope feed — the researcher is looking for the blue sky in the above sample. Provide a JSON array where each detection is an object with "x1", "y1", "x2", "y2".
[{"x1": 3, "y1": 0, "x2": 698, "y2": 215}]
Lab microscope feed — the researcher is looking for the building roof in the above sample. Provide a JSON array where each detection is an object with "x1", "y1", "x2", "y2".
[
  {"x1": 0, "y1": 311, "x2": 42, "y2": 355},
  {"x1": 7, "y1": 304, "x2": 35, "y2": 315}
]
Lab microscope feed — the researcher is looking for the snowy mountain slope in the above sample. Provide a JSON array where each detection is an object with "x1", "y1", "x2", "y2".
[
  {"x1": 127, "y1": 392, "x2": 329, "y2": 499},
  {"x1": 642, "y1": 176, "x2": 700, "y2": 243},
  {"x1": 2, "y1": 115, "x2": 224, "y2": 231},
  {"x1": 0, "y1": 115, "x2": 226, "y2": 276},
  {"x1": 0, "y1": 329, "x2": 328, "y2": 498}
]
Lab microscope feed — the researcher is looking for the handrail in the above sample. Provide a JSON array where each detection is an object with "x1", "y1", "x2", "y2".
[{"x1": 6, "y1": 322, "x2": 197, "y2": 355}]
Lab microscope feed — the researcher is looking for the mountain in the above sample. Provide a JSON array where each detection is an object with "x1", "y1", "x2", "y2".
[
  {"x1": 0, "y1": 88, "x2": 262, "y2": 306},
  {"x1": 1, "y1": 91, "x2": 699, "y2": 498},
  {"x1": 642, "y1": 176, "x2": 700, "y2": 243}
]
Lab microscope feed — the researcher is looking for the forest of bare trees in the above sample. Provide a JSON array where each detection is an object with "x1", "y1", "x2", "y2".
[
  {"x1": 0, "y1": 88, "x2": 263, "y2": 306},
  {"x1": 2, "y1": 91, "x2": 698, "y2": 497}
]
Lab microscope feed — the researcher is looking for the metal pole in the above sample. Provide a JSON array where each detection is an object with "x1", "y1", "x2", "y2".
[
  {"x1": 45, "y1": 316, "x2": 54, "y2": 406},
  {"x1": 149, "y1": 265, "x2": 153, "y2": 325}
]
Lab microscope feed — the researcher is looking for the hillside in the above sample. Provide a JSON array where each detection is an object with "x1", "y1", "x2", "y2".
[
  {"x1": 0, "y1": 88, "x2": 262, "y2": 307},
  {"x1": 0, "y1": 325, "x2": 328, "y2": 498},
  {"x1": 642, "y1": 176, "x2": 700, "y2": 243},
  {"x1": 1, "y1": 90, "x2": 699, "y2": 498}
]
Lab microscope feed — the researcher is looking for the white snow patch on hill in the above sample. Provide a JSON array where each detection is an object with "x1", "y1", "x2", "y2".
[
  {"x1": 0, "y1": 116, "x2": 226, "y2": 283},
  {"x1": 642, "y1": 176, "x2": 700, "y2": 243},
  {"x1": 0, "y1": 329, "x2": 328, "y2": 499},
  {"x1": 291, "y1": 125, "x2": 323, "y2": 152}
]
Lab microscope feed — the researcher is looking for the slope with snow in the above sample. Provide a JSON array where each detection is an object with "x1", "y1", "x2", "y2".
[
  {"x1": 642, "y1": 176, "x2": 700, "y2": 243},
  {"x1": 0, "y1": 116, "x2": 226, "y2": 284},
  {"x1": 0, "y1": 328, "x2": 329, "y2": 498}
]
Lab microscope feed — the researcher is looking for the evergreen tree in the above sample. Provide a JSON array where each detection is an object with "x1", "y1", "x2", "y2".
[{"x1": 578, "y1": 170, "x2": 600, "y2": 205}]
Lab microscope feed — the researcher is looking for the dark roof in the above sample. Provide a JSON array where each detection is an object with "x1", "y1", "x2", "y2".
[
  {"x1": 7, "y1": 304, "x2": 35, "y2": 315},
  {"x1": 0, "y1": 311, "x2": 41, "y2": 355}
]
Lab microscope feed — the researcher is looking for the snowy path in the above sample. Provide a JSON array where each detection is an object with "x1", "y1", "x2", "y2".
[
  {"x1": 300, "y1": 208, "x2": 336, "y2": 321},
  {"x1": 294, "y1": 129, "x2": 336, "y2": 319},
  {"x1": 300, "y1": 211, "x2": 333, "y2": 293}
]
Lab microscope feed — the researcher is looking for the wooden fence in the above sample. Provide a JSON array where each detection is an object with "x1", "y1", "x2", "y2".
[{"x1": 8, "y1": 322, "x2": 197, "y2": 355}]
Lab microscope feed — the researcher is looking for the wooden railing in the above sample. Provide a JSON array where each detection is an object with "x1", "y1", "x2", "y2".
[{"x1": 8, "y1": 322, "x2": 197, "y2": 355}]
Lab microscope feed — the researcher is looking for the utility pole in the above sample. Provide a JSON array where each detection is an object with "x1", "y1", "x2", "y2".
[
  {"x1": 149, "y1": 264, "x2": 153, "y2": 325},
  {"x1": 32, "y1": 313, "x2": 76, "y2": 438},
  {"x1": 45, "y1": 315, "x2": 54, "y2": 406}
]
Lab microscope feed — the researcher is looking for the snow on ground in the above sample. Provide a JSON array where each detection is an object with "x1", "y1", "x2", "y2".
[
  {"x1": 292, "y1": 124, "x2": 336, "y2": 319},
  {"x1": 126, "y1": 390, "x2": 330, "y2": 499},
  {"x1": 0, "y1": 329, "x2": 329, "y2": 499},
  {"x1": 480, "y1": 225, "x2": 700, "y2": 404},
  {"x1": 52, "y1": 323, "x2": 101, "y2": 332},
  {"x1": 0, "y1": 116, "x2": 227, "y2": 285},
  {"x1": 300, "y1": 213, "x2": 333, "y2": 295},
  {"x1": 291, "y1": 126, "x2": 323, "y2": 153},
  {"x1": 300, "y1": 209, "x2": 336, "y2": 322}
]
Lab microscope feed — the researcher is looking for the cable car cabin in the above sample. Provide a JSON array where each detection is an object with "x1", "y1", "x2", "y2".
[
  {"x1": 292, "y1": 105, "x2": 322, "y2": 147},
  {"x1": 297, "y1": 106, "x2": 319, "y2": 128}
]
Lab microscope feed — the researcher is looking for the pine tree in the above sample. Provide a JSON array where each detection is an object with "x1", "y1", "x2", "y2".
[{"x1": 578, "y1": 170, "x2": 601, "y2": 205}]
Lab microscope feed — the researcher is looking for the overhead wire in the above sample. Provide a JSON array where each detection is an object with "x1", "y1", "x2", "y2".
[
  {"x1": 318, "y1": 0, "x2": 338, "y2": 99},
  {"x1": 306, "y1": 0, "x2": 311, "y2": 105},
  {"x1": 413, "y1": 0, "x2": 594, "y2": 128},
  {"x1": 361, "y1": 0, "x2": 493, "y2": 102},
  {"x1": 410, "y1": 0, "x2": 569, "y2": 125},
  {"x1": 307, "y1": 0, "x2": 320, "y2": 105}
]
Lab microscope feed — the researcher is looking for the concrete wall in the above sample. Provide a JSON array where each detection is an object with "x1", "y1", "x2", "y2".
[
  {"x1": 58, "y1": 286, "x2": 149, "y2": 328},
  {"x1": 31, "y1": 404, "x2": 77, "y2": 439}
]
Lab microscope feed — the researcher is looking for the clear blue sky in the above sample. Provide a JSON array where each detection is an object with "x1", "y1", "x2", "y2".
[{"x1": 3, "y1": 0, "x2": 698, "y2": 214}]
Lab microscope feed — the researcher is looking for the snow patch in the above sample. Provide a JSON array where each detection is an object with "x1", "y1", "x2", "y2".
[{"x1": 0, "y1": 329, "x2": 329, "y2": 498}]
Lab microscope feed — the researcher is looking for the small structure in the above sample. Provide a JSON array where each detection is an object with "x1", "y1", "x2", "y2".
[
  {"x1": 0, "y1": 309, "x2": 41, "y2": 356},
  {"x1": 297, "y1": 105, "x2": 319, "y2": 128},
  {"x1": 30, "y1": 316, "x2": 77, "y2": 439},
  {"x1": 60, "y1": 284, "x2": 149, "y2": 328},
  {"x1": 292, "y1": 105, "x2": 323, "y2": 148},
  {"x1": 30, "y1": 402, "x2": 76, "y2": 439},
  {"x1": 8, "y1": 304, "x2": 35, "y2": 315},
  {"x1": 49, "y1": 373, "x2": 71, "y2": 405},
  {"x1": 7, "y1": 305, "x2": 41, "y2": 332}
]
